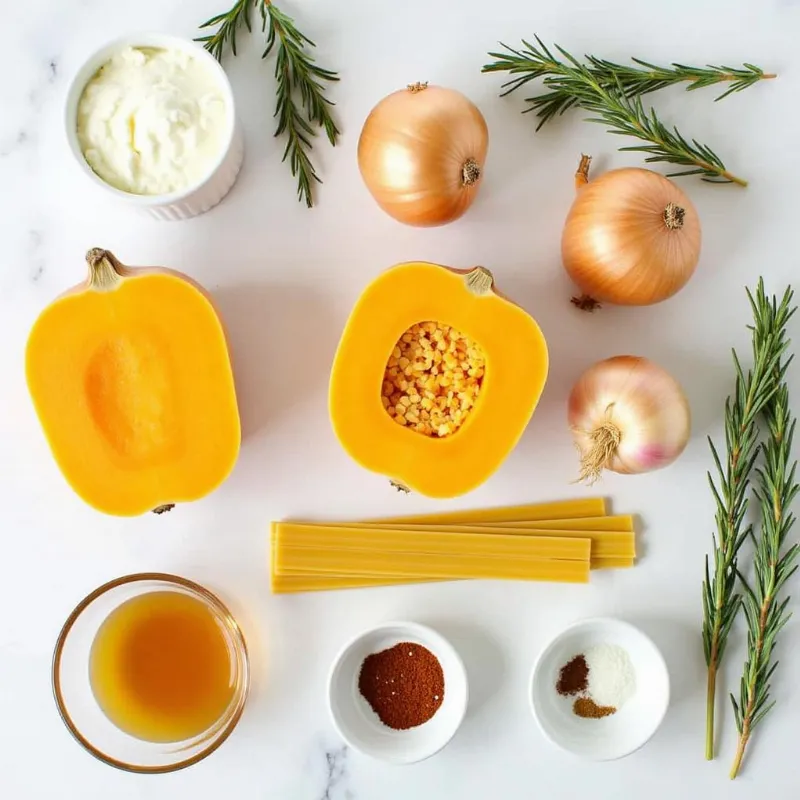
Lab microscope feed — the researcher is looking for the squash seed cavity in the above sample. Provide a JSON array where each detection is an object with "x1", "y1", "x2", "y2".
[
  {"x1": 382, "y1": 321, "x2": 486, "y2": 437},
  {"x1": 85, "y1": 335, "x2": 176, "y2": 463}
]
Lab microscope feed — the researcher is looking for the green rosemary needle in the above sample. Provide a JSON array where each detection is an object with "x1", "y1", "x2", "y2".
[
  {"x1": 702, "y1": 280, "x2": 794, "y2": 761},
  {"x1": 196, "y1": 0, "x2": 253, "y2": 60},
  {"x1": 730, "y1": 286, "x2": 798, "y2": 779}
]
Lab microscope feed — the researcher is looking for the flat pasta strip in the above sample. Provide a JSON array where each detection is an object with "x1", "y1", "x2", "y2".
[
  {"x1": 271, "y1": 556, "x2": 633, "y2": 593},
  {"x1": 286, "y1": 515, "x2": 630, "y2": 532},
  {"x1": 274, "y1": 522, "x2": 634, "y2": 560},
  {"x1": 275, "y1": 545, "x2": 591, "y2": 583},
  {"x1": 491, "y1": 515, "x2": 634, "y2": 532},
  {"x1": 270, "y1": 573, "x2": 440, "y2": 593},
  {"x1": 593, "y1": 557, "x2": 635, "y2": 570},
  {"x1": 363, "y1": 497, "x2": 606, "y2": 525},
  {"x1": 274, "y1": 523, "x2": 591, "y2": 561}
]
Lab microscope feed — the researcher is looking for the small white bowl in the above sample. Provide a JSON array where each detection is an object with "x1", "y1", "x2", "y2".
[
  {"x1": 64, "y1": 33, "x2": 244, "y2": 220},
  {"x1": 530, "y1": 617, "x2": 669, "y2": 761},
  {"x1": 328, "y1": 621, "x2": 468, "y2": 765}
]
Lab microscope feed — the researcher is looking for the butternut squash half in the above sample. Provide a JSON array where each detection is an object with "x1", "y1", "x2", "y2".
[
  {"x1": 329, "y1": 262, "x2": 549, "y2": 497},
  {"x1": 25, "y1": 249, "x2": 240, "y2": 516}
]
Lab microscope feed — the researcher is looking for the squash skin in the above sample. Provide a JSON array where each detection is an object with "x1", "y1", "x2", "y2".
[
  {"x1": 25, "y1": 249, "x2": 241, "y2": 516},
  {"x1": 329, "y1": 262, "x2": 549, "y2": 497}
]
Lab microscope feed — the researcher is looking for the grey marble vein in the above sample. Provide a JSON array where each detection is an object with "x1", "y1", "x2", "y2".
[
  {"x1": 0, "y1": 129, "x2": 29, "y2": 159},
  {"x1": 0, "y1": 56, "x2": 60, "y2": 159},
  {"x1": 319, "y1": 744, "x2": 352, "y2": 800},
  {"x1": 27, "y1": 230, "x2": 45, "y2": 284}
]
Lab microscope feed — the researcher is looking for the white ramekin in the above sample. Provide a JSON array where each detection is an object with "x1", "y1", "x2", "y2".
[
  {"x1": 327, "y1": 621, "x2": 469, "y2": 765},
  {"x1": 64, "y1": 33, "x2": 244, "y2": 221}
]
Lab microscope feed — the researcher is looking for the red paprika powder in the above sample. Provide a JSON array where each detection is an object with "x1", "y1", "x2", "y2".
[{"x1": 358, "y1": 642, "x2": 444, "y2": 730}]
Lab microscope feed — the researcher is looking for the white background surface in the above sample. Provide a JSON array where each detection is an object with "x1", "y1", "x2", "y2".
[{"x1": 1, "y1": 0, "x2": 799, "y2": 797}]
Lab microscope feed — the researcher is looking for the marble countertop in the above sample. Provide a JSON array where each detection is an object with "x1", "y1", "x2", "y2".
[{"x1": 2, "y1": 0, "x2": 800, "y2": 797}]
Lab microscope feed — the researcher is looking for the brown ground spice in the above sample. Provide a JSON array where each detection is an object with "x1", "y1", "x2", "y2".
[
  {"x1": 573, "y1": 697, "x2": 616, "y2": 718},
  {"x1": 357, "y1": 642, "x2": 444, "y2": 730},
  {"x1": 556, "y1": 654, "x2": 589, "y2": 696}
]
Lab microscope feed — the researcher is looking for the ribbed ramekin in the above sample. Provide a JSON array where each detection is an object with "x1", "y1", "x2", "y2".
[{"x1": 64, "y1": 33, "x2": 244, "y2": 221}]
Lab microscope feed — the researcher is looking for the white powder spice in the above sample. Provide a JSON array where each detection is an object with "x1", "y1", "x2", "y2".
[{"x1": 584, "y1": 644, "x2": 636, "y2": 709}]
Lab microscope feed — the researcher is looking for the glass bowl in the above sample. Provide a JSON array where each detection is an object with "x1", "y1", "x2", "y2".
[{"x1": 52, "y1": 573, "x2": 249, "y2": 773}]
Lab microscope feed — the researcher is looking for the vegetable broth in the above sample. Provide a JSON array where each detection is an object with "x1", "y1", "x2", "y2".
[{"x1": 89, "y1": 591, "x2": 234, "y2": 743}]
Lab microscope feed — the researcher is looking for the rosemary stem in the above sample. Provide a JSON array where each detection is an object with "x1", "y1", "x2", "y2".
[
  {"x1": 732, "y1": 588, "x2": 776, "y2": 777},
  {"x1": 720, "y1": 170, "x2": 748, "y2": 188},
  {"x1": 730, "y1": 726, "x2": 751, "y2": 779},
  {"x1": 706, "y1": 452, "x2": 742, "y2": 757},
  {"x1": 706, "y1": 659, "x2": 718, "y2": 760}
]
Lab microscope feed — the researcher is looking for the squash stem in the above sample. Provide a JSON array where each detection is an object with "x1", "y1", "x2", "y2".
[
  {"x1": 86, "y1": 248, "x2": 125, "y2": 292},
  {"x1": 465, "y1": 267, "x2": 494, "y2": 296}
]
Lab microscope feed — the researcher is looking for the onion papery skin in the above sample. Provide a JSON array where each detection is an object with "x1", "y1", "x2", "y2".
[
  {"x1": 562, "y1": 168, "x2": 702, "y2": 306},
  {"x1": 357, "y1": 84, "x2": 489, "y2": 227},
  {"x1": 568, "y1": 355, "x2": 691, "y2": 478}
]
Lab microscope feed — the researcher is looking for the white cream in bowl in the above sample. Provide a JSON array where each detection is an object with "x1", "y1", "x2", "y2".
[{"x1": 76, "y1": 45, "x2": 228, "y2": 196}]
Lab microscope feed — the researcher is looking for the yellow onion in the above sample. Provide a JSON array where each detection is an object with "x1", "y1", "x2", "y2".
[
  {"x1": 568, "y1": 355, "x2": 690, "y2": 482},
  {"x1": 357, "y1": 82, "x2": 489, "y2": 226},
  {"x1": 562, "y1": 156, "x2": 702, "y2": 307}
]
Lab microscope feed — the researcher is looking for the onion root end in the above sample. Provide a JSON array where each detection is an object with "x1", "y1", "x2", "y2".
[
  {"x1": 571, "y1": 294, "x2": 602, "y2": 312},
  {"x1": 578, "y1": 423, "x2": 621, "y2": 484}
]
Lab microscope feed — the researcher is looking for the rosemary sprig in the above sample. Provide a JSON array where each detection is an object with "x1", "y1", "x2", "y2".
[
  {"x1": 482, "y1": 38, "x2": 752, "y2": 185},
  {"x1": 483, "y1": 45, "x2": 774, "y2": 125},
  {"x1": 262, "y1": 1, "x2": 340, "y2": 206},
  {"x1": 583, "y1": 58, "x2": 773, "y2": 101},
  {"x1": 730, "y1": 291, "x2": 798, "y2": 779},
  {"x1": 197, "y1": 0, "x2": 340, "y2": 207},
  {"x1": 702, "y1": 280, "x2": 794, "y2": 761},
  {"x1": 196, "y1": 0, "x2": 254, "y2": 60}
]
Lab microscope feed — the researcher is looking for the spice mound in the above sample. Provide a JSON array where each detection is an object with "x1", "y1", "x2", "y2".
[
  {"x1": 556, "y1": 653, "x2": 588, "y2": 696},
  {"x1": 573, "y1": 698, "x2": 616, "y2": 719},
  {"x1": 556, "y1": 644, "x2": 635, "y2": 719},
  {"x1": 358, "y1": 642, "x2": 444, "y2": 730}
]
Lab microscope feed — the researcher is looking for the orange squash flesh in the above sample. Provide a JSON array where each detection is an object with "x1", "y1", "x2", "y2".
[
  {"x1": 25, "y1": 249, "x2": 240, "y2": 516},
  {"x1": 329, "y1": 262, "x2": 549, "y2": 497}
]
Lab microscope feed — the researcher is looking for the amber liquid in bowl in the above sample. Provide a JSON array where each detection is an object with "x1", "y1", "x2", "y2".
[{"x1": 89, "y1": 591, "x2": 235, "y2": 743}]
